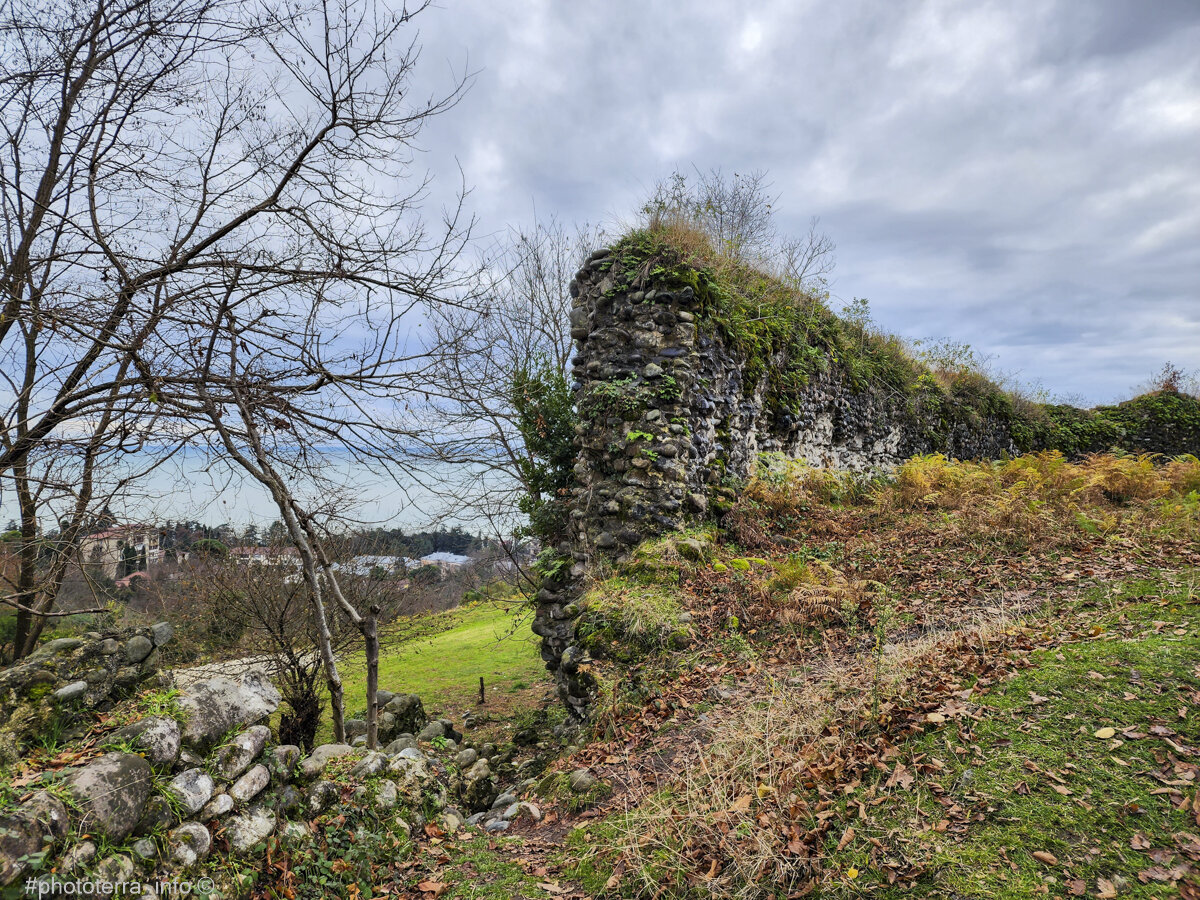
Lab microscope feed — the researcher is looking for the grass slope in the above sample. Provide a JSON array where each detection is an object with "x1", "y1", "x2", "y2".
[
  {"x1": 821, "y1": 577, "x2": 1200, "y2": 898},
  {"x1": 318, "y1": 602, "x2": 550, "y2": 743}
]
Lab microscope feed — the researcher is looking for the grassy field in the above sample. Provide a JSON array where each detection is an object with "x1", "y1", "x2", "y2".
[{"x1": 316, "y1": 601, "x2": 552, "y2": 743}]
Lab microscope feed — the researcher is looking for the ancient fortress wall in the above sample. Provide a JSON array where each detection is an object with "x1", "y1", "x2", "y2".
[{"x1": 533, "y1": 242, "x2": 1200, "y2": 716}]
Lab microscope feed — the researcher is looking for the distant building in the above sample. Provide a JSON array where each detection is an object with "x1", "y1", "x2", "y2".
[
  {"x1": 79, "y1": 526, "x2": 162, "y2": 579},
  {"x1": 228, "y1": 546, "x2": 300, "y2": 566},
  {"x1": 418, "y1": 551, "x2": 473, "y2": 571}
]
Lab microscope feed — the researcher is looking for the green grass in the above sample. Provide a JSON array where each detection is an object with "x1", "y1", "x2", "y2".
[
  {"x1": 316, "y1": 602, "x2": 550, "y2": 743},
  {"x1": 823, "y1": 577, "x2": 1200, "y2": 898}
]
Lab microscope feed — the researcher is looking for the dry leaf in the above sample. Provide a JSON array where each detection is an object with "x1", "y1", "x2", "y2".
[{"x1": 1032, "y1": 851, "x2": 1058, "y2": 865}]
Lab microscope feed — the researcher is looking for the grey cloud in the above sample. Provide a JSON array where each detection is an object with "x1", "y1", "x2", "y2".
[{"x1": 411, "y1": 0, "x2": 1200, "y2": 403}]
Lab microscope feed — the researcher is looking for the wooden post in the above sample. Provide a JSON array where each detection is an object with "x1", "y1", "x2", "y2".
[{"x1": 478, "y1": 676, "x2": 485, "y2": 705}]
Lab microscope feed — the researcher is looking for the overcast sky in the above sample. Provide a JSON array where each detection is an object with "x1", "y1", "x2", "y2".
[{"x1": 411, "y1": 0, "x2": 1199, "y2": 405}]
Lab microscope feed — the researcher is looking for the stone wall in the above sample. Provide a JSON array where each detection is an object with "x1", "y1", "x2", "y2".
[
  {"x1": 0, "y1": 624, "x2": 173, "y2": 764},
  {"x1": 1, "y1": 667, "x2": 549, "y2": 892},
  {"x1": 532, "y1": 243, "x2": 1200, "y2": 716}
]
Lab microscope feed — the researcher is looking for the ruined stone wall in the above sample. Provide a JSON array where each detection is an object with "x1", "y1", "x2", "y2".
[{"x1": 533, "y1": 245, "x2": 1200, "y2": 716}]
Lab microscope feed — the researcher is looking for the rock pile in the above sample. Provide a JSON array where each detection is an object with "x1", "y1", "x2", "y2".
[
  {"x1": 0, "y1": 624, "x2": 174, "y2": 765},
  {"x1": 0, "y1": 668, "x2": 551, "y2": 895}
]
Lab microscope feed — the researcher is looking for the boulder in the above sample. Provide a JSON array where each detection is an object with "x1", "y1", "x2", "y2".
[
  {"x1": 176, "y1": 672, "x2": 280, "y2": 750},
  {"x1": 167, "y1": 768, "x2": 215, "y2": 818},
  {"x1": 168, "y1": 822, "x2": 212, "y2": 868},
  {"x1": 228, "y1": 765, "x2": 270, "y2": 804},
  {"x1": 298, "y1": 743, "x2": 353, "y2": 780},
  {"x1": 224, "y1": 803, "x2": 277, "y2": 853},
  {"x1": 0, "y1": 791, "x2": 69, "y2": 886},
  {"x1": 382, "y1": 693, "x2": 426, "y2": 735},
  {"x1": 214, "y1": 725, "x2": 270, "y2": 779},
  {"x1": 111, "y1": 716, "x2": 181, "y2": 768},
  {"x1": 66, "y1": 753, "x2": 152, "y2": 841},
  {"x1": 345, "y1": 718, "x2": 368, "y2": 742}
]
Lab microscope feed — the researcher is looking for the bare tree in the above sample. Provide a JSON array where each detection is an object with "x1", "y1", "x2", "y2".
[
  {"x1": 642, "y1": 166, "x2": 835, "y2": 293},
  {"x1": 419, "y1": 217, "x2": 603, "y2": 556},
  {"x1": 0, "y1": 0, "x2": 480, "y2": 745}
]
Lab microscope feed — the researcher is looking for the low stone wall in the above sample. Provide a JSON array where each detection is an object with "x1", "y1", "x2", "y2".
[
  {"x1": 0, "y1": 624, "x2": 173, "y2": 765},
  {"x1": 1, "y1": 668, "x2": 550, "y2": 893}
]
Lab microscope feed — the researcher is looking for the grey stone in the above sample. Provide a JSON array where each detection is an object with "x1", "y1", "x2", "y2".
[
  {"x1": 66, "y1": 753, "x2": 152, "y2": 841},
  {"x1": 374, "y1": 780, "x2": 398, "y2": 811},
  {"x1": 568, "y1": 769, "x2": 598, "y2": 794},
  {"x1": 228, "y1": 764, "x2": 270, "y2": 804},
  {"x1": 441, "y1": 809, "x2": 464, "y2": 833},
  {"x1": 125, "y1": 635, "x2": 154, "y2": 664},
  {"x1": 307, "y1": 781, "x2": 340, "y2": 816},
  {"x1": 0, "y1": 792, "x2": 69, "y2": 886},
  {"x1": 279, "y1": 821, "x2": 311, "y2": 842},
  {"x1": 516, "y1": 802, "x2": 543, "y2": 823},
  {"x1": 61, "y1": 839, "x2": 97, "y2": 873},
  {"x1": 53, "y1": 681, "x2": 87, "y2": 703},
  {"x1": 168, "y1": 822, "x2": 212, "y2": 868},
  {"x1": 130, "y1": 838, "x2": 157, "y2": 864},
  {"x1": 417, "y1": 721, "x2": 445, "y2": 742},
  {"x1": 224, "y1": 803, "x2": 276, "y2": 853},
  {"x1": 94, "y1": 854, "x2": 134, "y2": 886},
  {"x1": 198, "y1": 793, "x2": 234, "y2": 820},
  {"x1": 484, "y1": 819, "x2": 510, "y2": 833},
  {"x1": 345, "y1": 718, "x2": 367, "y2": 742},
  {"x1": 642, "y1": 362, "x2": 663, "y2": 378},
  {"x1": 215, "y1": 724, "x2": 270, "y2": 779},
  {"x1": 176, "y1": 671, "x2": 280, "y2": 750},
  {"x1": 269, "y1": 745, "x2": 302, "y2": 783},
  {"x1": 167, "y1": 768, "x2": 214, "y2": 817},
  {"x1": 274, "y1": 784, "x2": 304, "y2": 816},
  {"x1": 299, "y1": 743, "x2": 354, "y2": 779},
  {"x1": 375, "y1": 689, "x2": 396, "y2": 707},
  {"x1": 134, "y1": 796, "x2": 174, "y2": 836},
  {"x1": 150, "y1": 622, "x2": 174, "y2": 646},
  {"x1": 491, "y1": 792, "x2": 518, "y2": 810},
  {"x1": 97, "y1": 639, "x2": 120, "y2": 655},
  {"x1": 112, "y1": 716, "x2": 181, "y2": 768},
  {"x1": 383, "y1": 735, "x2": 418, "y2": 755},
  {"x1": 39, "y1": 638, "x2": 82, "y2": 654},
  {"x1": 454, "y1": 748, "x2": 478, "y2": 769},
  {"x1": 350, "y1": 751, "x2": 388, "y2": 779},
  {"x1": 381, "y1": 693, "x2": 426, "y2": 735}
]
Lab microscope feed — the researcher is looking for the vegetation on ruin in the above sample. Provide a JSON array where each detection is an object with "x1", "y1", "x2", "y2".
[{"x1": 595, "y1": 223, "x2": 1200, "y2": 458}]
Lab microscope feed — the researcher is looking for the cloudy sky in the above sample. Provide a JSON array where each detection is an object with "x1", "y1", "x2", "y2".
[{"x1": 411, "y1": 0, "x2": 1199, "y2": 405}]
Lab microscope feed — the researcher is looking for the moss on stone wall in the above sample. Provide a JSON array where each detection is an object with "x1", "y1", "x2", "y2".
[{"x1": 602, "y1": 228, "x2": 1199, "y2": 462}]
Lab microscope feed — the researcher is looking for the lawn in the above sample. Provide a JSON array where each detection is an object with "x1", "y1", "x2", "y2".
[
  {"x1": 316, "y1": 601, "x2": 552, "y2": 743},
  {"x1": 820, "y1": 576, "x2": 1200, "y2": 898}
]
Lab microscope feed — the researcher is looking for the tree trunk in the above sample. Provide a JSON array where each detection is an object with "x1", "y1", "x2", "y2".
[{"x1": 365, "y1": 606, "x2": 380, "y2": 749}]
